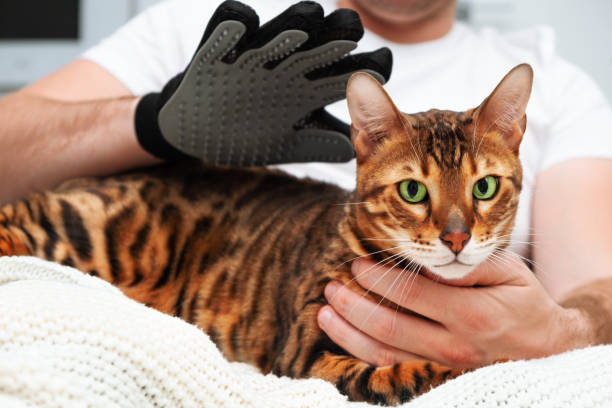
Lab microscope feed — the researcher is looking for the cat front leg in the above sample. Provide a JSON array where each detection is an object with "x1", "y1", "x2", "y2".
[{"x1": 309, "y1": 351, "x2": 463, "y2": 405}]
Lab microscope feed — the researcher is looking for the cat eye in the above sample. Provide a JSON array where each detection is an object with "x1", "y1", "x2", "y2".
[
  {"x1": 473, "y1": 176, "x2": 498, "y2": 200},
  {"x1": 398, "y1": 180, "x2": 428, "y2": 203}
]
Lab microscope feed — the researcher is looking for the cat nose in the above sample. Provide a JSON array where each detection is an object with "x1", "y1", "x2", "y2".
[{"x1": 440, "y1": 230, "x2": 471, "y2": 254}]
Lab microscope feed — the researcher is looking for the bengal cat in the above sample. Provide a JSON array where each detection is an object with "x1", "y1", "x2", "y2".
[{"x1": 0, "y1": 64, "x2": 533, "y2": 405}]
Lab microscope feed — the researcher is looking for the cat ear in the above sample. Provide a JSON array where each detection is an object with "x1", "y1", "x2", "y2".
[
  {"x1": 475, "y1": 63, "x2": 533, "y2": 153},
  {"x1": 347, "y1": 72, "x2": 403, "y2": 160}
]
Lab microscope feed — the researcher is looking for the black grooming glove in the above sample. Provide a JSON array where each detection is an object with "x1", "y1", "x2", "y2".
[{"x1": 135, "y1": 0, "x2": 392, "y2": 165}]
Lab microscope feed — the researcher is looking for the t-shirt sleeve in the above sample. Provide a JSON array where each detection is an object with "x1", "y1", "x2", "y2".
[
  {"x1": 538, "y1": 58, "x2": 612, "y2": 172},
  {"x1": 82, "y1": 0, "x2": 206, "y2": 96}
]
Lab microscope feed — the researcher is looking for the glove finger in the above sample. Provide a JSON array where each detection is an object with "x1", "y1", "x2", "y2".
[
  {"x1": 307, "y1": 47, "x2": 393, "y2": 83},
  {"x1": 275, "y1": 40, "x2": 357, "y2": 77},
  {"x1": 197, "y1": 1, "x2": 259, "y2": 61},
  {"x1": 289, "y1": 128, "x2": 355, "y2": 163},
  {"x1": 229, "y1": 1, "x2": 324, "y2": 64},
  {"x1": 234, "y1": 30, "x2": 309, "y2": 69},
  {"x1": 302, "y1": 8, "x2": 364, "y2": 49},
  {"x1": 307, "y1": 72, "x2": 354, "y2": 109},
  {"x1": 306, "y1": 108, "x2": 351, "y2": 137},
  {"x1": 305, "y1": 67, "x2": 387, "y2": 110},
  {"x1": 264, "y1": 8, "x2": 364, "y2": 70},
  {"x1": 195, "y1": 21, "x2": 249, "y2": 64}
]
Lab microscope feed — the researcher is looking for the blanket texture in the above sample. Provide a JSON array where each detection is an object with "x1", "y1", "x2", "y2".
[{"x1": 1, "y1": 256, "x2": 611, "y2": 408}]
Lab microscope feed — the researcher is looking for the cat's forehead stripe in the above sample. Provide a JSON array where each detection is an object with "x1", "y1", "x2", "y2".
[
  {"x1": 408, "y1": 110, "x2": 473, "y2": 171},
  {"x1": 409, "y1": 109, "x2": 473, "y2": 128}
]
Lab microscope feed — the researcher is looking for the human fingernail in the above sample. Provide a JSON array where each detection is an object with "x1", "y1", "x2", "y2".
[
  {"x1": 319, "y1": 308, "x2": 333, "y2": 328},
  {"x1": 325, "y1": 281, "x2": 339, "y2": 300}
]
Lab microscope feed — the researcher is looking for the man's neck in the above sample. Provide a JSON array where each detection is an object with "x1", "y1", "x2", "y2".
[{"x1": 337, "y1": 0, "x2": 456, "y2": 44}]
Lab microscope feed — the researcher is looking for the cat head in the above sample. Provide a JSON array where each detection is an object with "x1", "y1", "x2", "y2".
[{"x1": 346, "y1": 64, "x2": 533, "y2": 280}]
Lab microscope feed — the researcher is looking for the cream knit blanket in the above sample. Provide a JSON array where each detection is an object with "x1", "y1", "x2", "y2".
[{"x1": 1, "y1": 256, "x2": 611, "y2": 408}]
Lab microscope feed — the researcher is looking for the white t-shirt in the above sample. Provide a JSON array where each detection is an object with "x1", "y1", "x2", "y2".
[{"x1": 83, "y1": 0, "x2": 612, "y2": 258}]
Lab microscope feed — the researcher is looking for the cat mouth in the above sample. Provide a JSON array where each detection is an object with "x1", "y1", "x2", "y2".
[
  {"x1": 426, "y1": 260, "x2": 478, "y2": 281},
  {"x1": 432, "y1": 260, "x2": 473, "y2": 267}
]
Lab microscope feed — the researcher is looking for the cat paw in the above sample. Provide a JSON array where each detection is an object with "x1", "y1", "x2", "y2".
[
  {"x1": 0, "y1": 228, "x2": 27, "y2": 257},
  {"x1": 353, "y1": 361, "x2": 464, "y2": 405},
  {"x1": 313, "y1": 354, "x2": 464, "y2": 405}
]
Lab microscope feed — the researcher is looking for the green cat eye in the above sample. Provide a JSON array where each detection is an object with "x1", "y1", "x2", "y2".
[
  {"x1": 399, "y1": 180, "x2": 428, "y2": 203},
  {"x1": 473, "y1": 176, "x2": 498, "y2": 200}
]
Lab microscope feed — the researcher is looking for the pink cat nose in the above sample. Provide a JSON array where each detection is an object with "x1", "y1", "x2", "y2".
[{"x1": 440, "y1": 231, "x2": 471, "y2": 254}]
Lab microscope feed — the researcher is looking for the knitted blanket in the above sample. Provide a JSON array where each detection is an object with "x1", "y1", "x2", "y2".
[{"x1": 1, "y1": 257, "x2": 611, "y2": 408}]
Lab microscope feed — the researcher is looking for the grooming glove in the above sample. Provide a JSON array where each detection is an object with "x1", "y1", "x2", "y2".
[{"x1": 135, "y1": 0, "x2": 392, "y2": 165}]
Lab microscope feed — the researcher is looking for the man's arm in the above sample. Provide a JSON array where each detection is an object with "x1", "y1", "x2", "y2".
[
  {"x1": 533, "y1": 158, "x2": 612, "y2": 300},
  {"x1": 0, "y1": 59, "x2": 158, "y2": 203},
  {"x1": 21, "y1": 58, "x2": 132, "y2": 101},
  {"x1": 0, "y1": 1, "x2": 394, "y2": 203},
  {"x1": 533, "y1": 158, "x2": 612, "y2": 343}
]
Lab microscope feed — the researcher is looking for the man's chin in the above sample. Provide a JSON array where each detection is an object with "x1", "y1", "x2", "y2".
[{"x1": 425, "y1": 261, "x2": 476, "y2": 281}]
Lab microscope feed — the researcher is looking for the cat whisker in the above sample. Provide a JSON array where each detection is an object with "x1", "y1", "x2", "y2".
[
  {"x1": 334, "y1": 245, "x2": 405, "y2": 270},
  {"x1": 348, "y1": 251, "x2": 412, "y2": 320},
  {"x1": 392, "y1": 260, "x2": 420, "y2": 332},
  {"x1": 492, "y1": 247, "x2": 532, "y2": 262},
  {"x1": 330, "y1": 251, "x2": 408, "y2": 304},
  {"x1": 474, "y1": 113, "x2": 509, "y2": 160},
  {"x1": 488, "y1": 249, "x2": 522, "y2": 267},
  {"x1": 361, "y1": 259, "x2": 412, "y2": 328},
  {"x1": 332, "y1": 254, "x2": 401, "y2": 299},
  {"x1": 488, "y1": 248, "x2": 547, "y2": 278},
  {"x1": 359, "y1": 254, "x2": 422, "y2": 329},
  {"x1": 337, "y1": 202, "x2": 373, "y2": 207},
  {"x1": 494, "y1": 233, "x2": 543, "y2": 241},
  {"x1": 493, "y1": 240, "x2": 540, "y2": 247},
  {"x1": 493, "y1": 247, "x2": 545, "y2": 274},
  {"x1": 471, "y1": 108, "x2": 479, "y2": 154},
  {"x1": 484, "y1": 254, "x2": 512, "y2": 277},
  {"x1": 493, "y1": 238, "x2": 539, "y2": 245},
  {"x1": 487, "y1": 253, "x2": 527, "y2": 281},
  {"x1": 494, "y1": 234, "x2": 543, "y2": 241},
  {"x1": 399, "y1": 114, "x2": 423, "y2": 162},
  {"x1": 360, "y1": 238, "x2": 414, "y2": 242},
  {"x1": 389, "y1": 259, "x2": 422, "y2": 330},
  {"x1": 392, "y1": 262, "x2": 419, "y2": 330},
  {"x1": 496, "y1": 230, "x2": 542, "y2": 236},
  {"x1": 403, "y1": 260, "x2": 423, "y2": 297},
  {"x1": 494, "y1": 239, "x2": 556, "y2": 260},
  {"x1": 495, "y1": 230, "x2": 543, "y2": 240}
]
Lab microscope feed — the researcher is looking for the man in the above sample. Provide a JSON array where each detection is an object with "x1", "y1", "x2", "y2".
[{"x1": 0, "y1": 0, "x2": 611, "y2": 370}]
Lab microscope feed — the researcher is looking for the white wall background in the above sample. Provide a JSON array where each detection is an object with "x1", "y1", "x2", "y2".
[
  {"x1": 464, "y1": 0, "x2": 612, "y2": 103},
  {"x1": 0, "y1": 0, "x2": 611, "y2": 102}
]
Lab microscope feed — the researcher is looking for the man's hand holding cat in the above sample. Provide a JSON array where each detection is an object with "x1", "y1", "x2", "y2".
[{"x1": 318, "y1": 251, "x2": 595, "y2": 368}]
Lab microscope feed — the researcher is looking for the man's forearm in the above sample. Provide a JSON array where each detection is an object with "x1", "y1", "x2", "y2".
[
  {"x1": 560, "y1": 278, "x2": 612, "y2": 345},
  {"x1": 0, "y1": 92, "x2": 158, "y2": 203}
]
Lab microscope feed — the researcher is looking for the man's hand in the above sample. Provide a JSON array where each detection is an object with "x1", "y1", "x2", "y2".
[
  {"x1": 318, "y1": 251, "x2": 594, "y2": 368},
  {"x1": 135, "y1": 0, "x2": 392, "y2": 164}
]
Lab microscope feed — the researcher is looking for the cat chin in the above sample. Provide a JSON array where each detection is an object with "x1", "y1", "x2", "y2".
[{"x1": 425, "y1": 261, "x2": 476, "y2": 281}]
